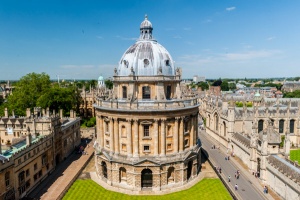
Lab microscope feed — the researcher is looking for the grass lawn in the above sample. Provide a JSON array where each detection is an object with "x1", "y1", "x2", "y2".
[
  {"x1": 63, "y1": 178, "x2": 231, "y2": 200},
  {"x1": 290, "y1": 149, "x2": 300, "y2": 162}
]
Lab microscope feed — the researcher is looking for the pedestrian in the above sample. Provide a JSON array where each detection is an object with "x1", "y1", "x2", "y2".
[
  {"x1": 228, "y1": 156, "x2": 230, "y2": 160},
  {"x1": 237, "y1": 174, "x2": 239, "y2": 179},
  {"x1": 263, "y1": 186, "x2": 267, "y2": 194},
  {"x1": 219, "y1": 167, "x2": 222, "y2": 174},
  {"x1": 234, "y1": 172, "x2": 237, "y2": 179},
  {"x1": 228, "y1": 175, "x2": 231, "y2": 182},
  {"x1": 235, "y1": 184, "x2": 238, "y2": 191}
]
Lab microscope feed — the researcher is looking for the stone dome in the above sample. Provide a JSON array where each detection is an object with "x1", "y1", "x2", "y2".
[{"x1": 117, "y1": 16, "x2": 175, "y2": 76}]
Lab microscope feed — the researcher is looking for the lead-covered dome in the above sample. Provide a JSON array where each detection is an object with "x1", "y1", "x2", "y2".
[{"x1": 117, "y1": 15, "x2": 175, "y2": 76}]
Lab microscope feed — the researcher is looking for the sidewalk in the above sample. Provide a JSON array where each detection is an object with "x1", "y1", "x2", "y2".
[
  {"x1": 201, "y1": 130, "x2": 279, "y2": 200},
  {"x1": 27, "y1": 142, "x2": 94, "y2": 200}
]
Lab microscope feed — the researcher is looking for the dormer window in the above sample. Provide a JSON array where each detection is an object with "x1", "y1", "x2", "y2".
[
  {"x1": 123, "y1": 60, "x2": 128, "y2": 68},
  {"x1": 144, "y1": 59, "x2": 149, "y2": 66},
  {"x1": 165, "y1": 60, "x2": 170, "y2": 66}
]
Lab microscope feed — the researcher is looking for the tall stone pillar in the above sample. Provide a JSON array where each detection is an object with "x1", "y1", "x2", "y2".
[
  {"x1": 190, "y1": 116, "x2": 194, "y2": 147},
  {"x1": 113, "y1": 118, "x2": 119, "y2": 154},
  {"x1": 179, "y1": 117, "x2": 184, "y2": 152},
  {"x1": 109, "y1": 118, "x2": 114, "y2": 153},
  {"x1": 133, "y1": 119, "x2": 139, "y2": 157},
  {"x1": 127, "y1": 119, "x2": 132, "y2": 156},
  {"x1": 174, "y1": 117, "x2": 179, "y2": 152},
  {"x1": 160, "y1": 118, "x2": 166, "y2": 156},
  {"x1": 154, "y1": 119, "x2": 159, "y2": 156},
  {"x1": 99, "y1": 116, "x2": 104, "y2": 148}
]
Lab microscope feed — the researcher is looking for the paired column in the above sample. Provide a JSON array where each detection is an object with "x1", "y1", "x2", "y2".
[
  {"x1": 160, "y1": 119, "x2": 166, "y2": 156},
  {"x1": 174, "y1": 117, "x2": 179, "y2": 152},
  {"x1": 109, "y1": 117, "x2": 114, "y2": 152},
  {"x1": 154, "y1": 119, "x2": 159, "y2": 156},
  {"x1": 126, "y1": 119, "x2": 132, "y2": 156},
  {"x1": 179, "y1": 117, "x2": 184, "y2": 152},
  {"x1": 133, "y1": 119, "x2": 139, "y2": 157},
  {"x1": 99, "y1": 116, "x2": 104, "y2": 148},
  {"x1": 190, "y1": 116, "x2": 194, "y2": 147},
  {"x1": 113, "y1": 118, "x2": 119, "y2": 154}
]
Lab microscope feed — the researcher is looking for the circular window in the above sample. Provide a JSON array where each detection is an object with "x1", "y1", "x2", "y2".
[{"x1": 144, "y1": 59, "x2": 149, "y2": 66}]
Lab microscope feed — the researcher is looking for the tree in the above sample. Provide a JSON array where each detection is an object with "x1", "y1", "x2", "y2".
[
  {"x1": 1, "y1": 72, "x2": 51, "y2": 116},
  {"x1": 221, "y1": 81, "x2": 229, "y2": 91},
  {"x1": 228, "y1": 83, "x2": 236, "y2": 90},
  {"x1": 212, "y1": 79, "x2": 222, "y2": 86},
  {"x1": 105, "y1": 79, "x2": 113, "y2": 89},
  {"x1": 197, "y1": 82, "x2": 209, "y2": 91},
  {"x1": 283, "y1": 90, "x2": 300, "y2": 98}
]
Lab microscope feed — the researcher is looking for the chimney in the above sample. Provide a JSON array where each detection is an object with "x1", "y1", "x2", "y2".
[
  {"x1": 60, "y1": 109, "x2": 63, "y2": 118},
  {"x1": 12, "y1": 110, "x2": 15, "y2": 117},
  {"x1": 70, "y1": 110, "x2": 74, "y2": 118},
  {"x1": 4, "y1": 108, "x2": 8, "y2": 117},
  {"x1": 46, "y1": 108, "x2": 50, "y2": 117},
  {"x1": 53, "y1": 110, "x2": 56, "y2": 117},
  {"x1": 42, "y1": 109, "x2": 45, "y2": 117},
  {"x1": 26, "y1": 108, "x2": 31, "y2": 117}
]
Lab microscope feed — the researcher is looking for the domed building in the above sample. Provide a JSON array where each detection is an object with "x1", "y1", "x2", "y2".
[{"x1": 94, "y1": 16, "x2": 201, "y2": 193}]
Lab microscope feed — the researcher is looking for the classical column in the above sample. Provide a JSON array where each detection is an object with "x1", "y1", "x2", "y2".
[
  {"x1": 127, "y1": 119, "x2": 132, "y2": 156},
  {"x1": 109, "y1": 117, "x2": 114, "y2": 153},
  {"x1": 190, "y1": 116, "x2": 194, "y2": 147},
  {"x1": 160, "y1": 118, "x2": 166, "y2": 156},
  {"x1": 99, "y1": 116, "x2": 104, "y2": 148},
  {"x1": 113, "y1": 118, "x2": 119, "y2": 154},
  {"x1": 154, "y1": 119, "x2": 159, "y2": 156},
  {"x1": 179, "y1": 117, "x2": 184, "y2": 152},
  {"x1": 174, "y1": 117, "x2": 179, "y2": 152},
  {"x1": 133, "y1": 119, "x2": 139, "y2": 157}
]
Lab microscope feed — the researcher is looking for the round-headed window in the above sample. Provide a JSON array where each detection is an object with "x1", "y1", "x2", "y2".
[
  {"x1": 165, "y1": 60, "x2": 170, "y2": 66},
  {"x1": 144, "y1": 59, "x2": 149, "y2": 66},
  {"x1": 123, "y1": 60, "x2": 128, "y2": 68}
]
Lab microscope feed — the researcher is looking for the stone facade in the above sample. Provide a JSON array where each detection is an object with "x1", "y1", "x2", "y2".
[
  {"x1": 94, "y1": 16, "x2": 201, "y2": 193},
  {"x1": 0, "y1": 108, "x2": 81, "y2": 199}
]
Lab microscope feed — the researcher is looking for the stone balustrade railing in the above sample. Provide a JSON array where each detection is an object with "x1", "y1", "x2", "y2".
[{"x1": 94, "y1": 98, "x2": 199, "y2": 111}]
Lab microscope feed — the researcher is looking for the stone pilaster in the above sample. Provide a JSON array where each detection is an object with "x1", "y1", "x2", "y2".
[
  {"x1": 109, "y1": 117, "x2": 114, "y2": 153},
  {"x1": 133, "y1": 119, "x2": 139, "y2": 157},
  {"x1": 154, "y1": 119, "x2": 159, "y2": 156},
  {"x1": 179, "y1": 117, "x2": 184, "y2": 152},
  {"x1": 113, "y1": 118, "x2": 119, "y2": 154},
  {"x1": 99, "y1": 116, "x2": 104, "y2": 148},
  {"x1": 160, "y1": 118, "x2": 166, "y2": 156},
  {"x1": 174, "y1": 117, "x2": 179, "y2": 153},
  {"x1": 190, "y1": 116, "x2": 194, "y2": 147},
  {"x1": 127, "y1": 119, "x2": 132, "y2": 156}
]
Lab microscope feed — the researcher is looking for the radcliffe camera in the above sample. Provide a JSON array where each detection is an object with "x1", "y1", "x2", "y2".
[{"x1": 0, "y1": 1, "x2": 299, "y2": 200}]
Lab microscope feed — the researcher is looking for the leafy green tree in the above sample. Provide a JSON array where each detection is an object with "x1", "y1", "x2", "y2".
[
  {"x1": 228, "y1": 83, "x2": 236, "y2": 90},
  {"x1": 1, "y1": 72, "x2": 51, "y2": 116},
  {"x1": 221, "y1": 81, "x2": 229, "y2": 91},
  {"x1": 283, "y1": 90, "x2": 300, "y2": 98},
  {"x1": 105, "y1": 79, "x2": 113, "y2": 89},
  {"x1": 197, "y1": 82, "x2": 209, "y2": 91},
  {"x1": 212, "y1": 79, "x2": 222, "y2": 86}
]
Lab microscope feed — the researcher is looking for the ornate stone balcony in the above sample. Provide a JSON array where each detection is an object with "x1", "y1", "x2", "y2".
[{"x1": 94, "y1": 98, "x2": 199, "y2": 112}]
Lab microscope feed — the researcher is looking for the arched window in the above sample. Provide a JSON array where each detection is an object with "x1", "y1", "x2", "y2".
[
  {"x1": 105, "y1": 121, "x2": 109, "y2": 132},
  {"x1": 166, "y1": 85, "x2": 171, "y2": 99},
  {"x1": 290, "y1": 119, "x2": 295, "y2": 133},
  {"x1": 279, "y1": 119, "x2": 284, "y2": 133},
  {"x1": 214, "y1": 113, "x2": 218, "y2": 131},
  {"x1": 102, "y1": 161, "x2": 107, "y2": 179},
  {"x1": 167, "y1": 167, "x2": 175, "y2": 184},
  {"x1": 258, "y1": 120, "x2": 264, "y2": 133},
  {"x1": 184, "y1": 121, "x2": 189, "y2": 133},
  {"x1": 119, "y1": 167, "x2": 127, "y2": 182},
  {"x1": 122, "y1": 86, "x2": 127, "y2": 99},
  {"x1": 5, "y1": 172, "x2": 10, "y2": 187},
  {"x1": 142, "y1": 86, "x2": 151, "y2": 99}
]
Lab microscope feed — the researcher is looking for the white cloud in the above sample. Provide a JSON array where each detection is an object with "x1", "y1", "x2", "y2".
[
  {"x1": 223, "y1": 50, "x2": 281, "y2": 61},
  {"x1": 183, "y1": 27, "x2": 192, "y2": 31},
  {"x1": 173, "y1": 35, "x2": 182, "y2": 39},
  {"x1": 226, "y1": 7, "x2": 236, "y2": 11},
  {"x1": 267, "y1": 36, "x2": 276, "y2": 41}
]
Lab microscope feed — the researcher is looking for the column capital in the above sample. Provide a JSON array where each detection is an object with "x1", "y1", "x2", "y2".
[
  {"x1": 126, "y1": 118, "x2": 133, "y2": 122},
  {"x1": 175, "y1": 117, "x2": 181, "y2": 121},
  {"x1": 133, "y1": 119, "x2": 139, "y2": 123},
  {"x1": 154, "y1": 118, "x2": 159, "y2": 122},
  {"x1": 160, "y1": 118, "x2": 167, "y2": 122},
  {"x1": 113, "y1": 117, "x2": 118, "y2": 121}
]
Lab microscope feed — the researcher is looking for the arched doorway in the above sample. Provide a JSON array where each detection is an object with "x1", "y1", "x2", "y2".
[
  {"x1": 167, "y1": 167, "x2": 175, "y2": 184},
  {"x1": 187, "y1": 160, "x2": 193, "y2": 180},
  {"x1": 141, "y1": 169, "x2": 152, "y2": 188},
  {"x1": 102, "y1": 161, "x2": 107, "y2": 179}
]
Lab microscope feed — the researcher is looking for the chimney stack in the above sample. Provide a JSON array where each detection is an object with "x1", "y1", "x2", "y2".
[
  {"x1": 4, "y1": 108, "x2": 8, "y2": 117},
  {"x1": 26, "y1": 108, "x2": 31, "y2": 117},
  {"x1": 60, "y1": 109, "x2": 63, "y2": 118},
  {"x1": 26, "y1": 127, "x2": 32, "y2": 147}
]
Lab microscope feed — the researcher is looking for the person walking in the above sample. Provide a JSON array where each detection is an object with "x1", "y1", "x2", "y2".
[
  {"x1": 228, "y1": 175, "x2": 231, "y2": 182},
  {"x1": 235, "y1": 184, "x2": 238, "y2": 191}
]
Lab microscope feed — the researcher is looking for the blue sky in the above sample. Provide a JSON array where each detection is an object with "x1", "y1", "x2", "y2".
[{"x1": 1, "y1": 0, "x2": 300, "y2": 80}]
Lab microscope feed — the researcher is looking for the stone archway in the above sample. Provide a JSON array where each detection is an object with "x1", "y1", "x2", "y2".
[
  {"x1": 141, "y1": 168, "x2": 153, "y2": 188},
  {"x1": 102, "y1": 161, "x2": 107, "y2": 179}
]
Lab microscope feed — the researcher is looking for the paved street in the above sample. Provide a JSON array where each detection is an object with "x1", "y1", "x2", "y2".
[{"x1": 199, "y1": 131, "x2": 274, "y2": 200}]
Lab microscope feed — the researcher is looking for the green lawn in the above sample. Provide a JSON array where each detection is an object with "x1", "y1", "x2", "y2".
[
  {"x1": 63, "y1": 178, "x2": 231, "y2": 200},
  {"x1": 290, "y1": 149, "x2": 300, "y2": 162}
]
